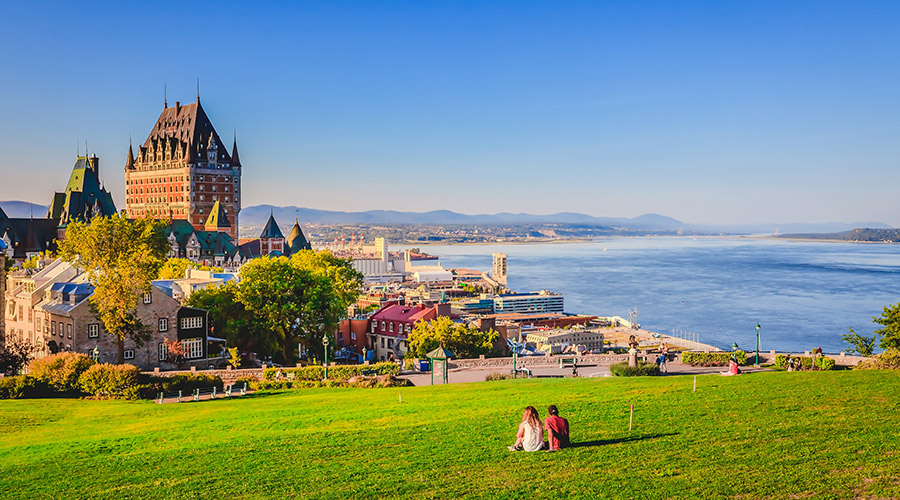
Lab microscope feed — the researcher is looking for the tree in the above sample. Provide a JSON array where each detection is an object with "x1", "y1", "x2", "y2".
[
  {"x1": 158, "y1": 258, "x2": 223, "y2": 280},
  {"x1": 237, "y1": 253, "x2": 362, "y2": 364},
  {"x1": 873, "y1": 302, "x2": 900, "y2": 351},
  {"x1": 186, "y1": 281, "x2": 274, "y2": 359},
  {"x1": 0, "y1": 338, "x2": 36, "y2": 375},
  {"x1": 406, "y1": 316, "x2": 498, "y2": 360},
  {"x1": 841, "y1": 327, "x2": 877, "y2": 356},
  {"x1": 163, "y1": 337, "x2": 187, "y2": 368},
  {"x1": 58, "y1": 213, "x2": 169, "y2": 363}
]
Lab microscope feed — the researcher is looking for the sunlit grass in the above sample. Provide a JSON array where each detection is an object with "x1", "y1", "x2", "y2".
[{"x1": 1, "y1": 370, "x2": 899, "y2": 499}]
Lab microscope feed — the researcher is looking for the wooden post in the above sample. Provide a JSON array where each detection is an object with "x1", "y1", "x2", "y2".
[
  {"x1": 212, "y1": 386, "x2": 217, "y2": 399},
  {"x1": 693, "y1": 375, "x2": 697, "y2": 393},
  {"x1": 398, "y1": 390, "x2": 402, "y2": 403},
  {"x1": 177, "y1": 390, "x2": 182, "y2": 403},
  {"x1": 629, "y1": 404, "x2": 634, "y2": 431},
  {"x1": 158, "y1": 392, "x2": 163, "y2": 404}
]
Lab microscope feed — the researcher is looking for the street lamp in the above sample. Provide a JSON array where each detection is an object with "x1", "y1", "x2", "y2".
[
  {"x1": 323, "y1": 334, "x2": 330, "y2": 380},
  {"x1": 755, "y1": 323, "x2": 761, "y2": 367}
]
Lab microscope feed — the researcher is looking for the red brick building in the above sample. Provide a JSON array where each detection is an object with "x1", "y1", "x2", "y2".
[{"x1": 368, "y1": 303, "x2": 451, "y2": 362}]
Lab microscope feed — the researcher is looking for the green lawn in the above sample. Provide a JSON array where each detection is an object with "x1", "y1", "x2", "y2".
[{"x1": 1, "y1": 370, "x2": 899, "y2": 499}]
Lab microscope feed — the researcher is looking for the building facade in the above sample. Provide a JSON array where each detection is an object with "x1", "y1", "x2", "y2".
[
  {"x1": 493, "y1": 290, "x2": 564, "y2": 314},
  {"x1": 125, "y1": 97, "x2": 242, "y2": 240}
]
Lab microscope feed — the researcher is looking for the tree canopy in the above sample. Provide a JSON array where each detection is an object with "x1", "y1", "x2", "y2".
[
  {"x1": 406, "y1": 316, "x2": 497, "y2": 359},
  {"x1": 873, "y1": 302, "x2": 900, "y2": 351},
  {"x1": 158, "y1": 258, "x2": 222, "y2": 280},
  {"x1": 58, "y1": 213, "x2": 169, "y2": 362}
]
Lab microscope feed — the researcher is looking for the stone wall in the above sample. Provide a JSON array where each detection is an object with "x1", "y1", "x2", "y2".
[
  {"x1": 145, "y1": 367, "x2": 265, "y2": 385},
  {"x1": 447, "y1": 353, "x2": 636, "y2": 370}
]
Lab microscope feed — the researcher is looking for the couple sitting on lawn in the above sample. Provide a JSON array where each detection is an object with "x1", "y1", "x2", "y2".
[{"x1": 508, "y1": 405, "x2": 569, "y2": 452}]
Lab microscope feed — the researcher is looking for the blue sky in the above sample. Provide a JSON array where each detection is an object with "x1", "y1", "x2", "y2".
[{"x1": 1, "y1": 1, "x2": 899, "y2": 226}]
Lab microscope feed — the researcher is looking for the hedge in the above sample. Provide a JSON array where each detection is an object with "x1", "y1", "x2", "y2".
[
  {"x1": 773, "y1": 354, "x2": 835, "y2": 371},
  {"x1": 610, "y1": 361, "x2": 660, "y2": 377},
  {"x1": 681, "y1": 351, "x2": 747, "y2": 367},
  {"x1": 855, "y1": 349, "x2": 900, "y2": 370},
  {"x1": 252, "y1": 375, "x2": 412, "y2": 391},
  {"x1": 263, "y1": 362, "x2": 399, "y2": 381},
  {"x1": 78, "y1": 364, "x2": 142, "y2": 399},
  {"x1": 0, "y1": 376, "x2": 53, "y2": 399},
  {"x1": 28, "y1": 353, "x2": 96, "y2": 393}
]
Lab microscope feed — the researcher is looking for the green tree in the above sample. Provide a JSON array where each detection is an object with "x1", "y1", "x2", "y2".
[
  {"x1": 186, "y1": 281, "x2": 274, "y2": 358},
  {"x1": 0, "y1": 338, "x2": 36, "y2": 376},
  {"x1": 873, "y1": 303, "x2": 900, "y2": 351},
  {"x1": 158, "y1": 258, "x2": 223, "y2": 279},
  {"x1": 406, "y1": 316, "x2": 498, "y2": 359},
  {"x1": 59, "y1": 213, "x2": 169, "y2": 363},
  {"x1": 841, "y1": 327, "x2": 877, "y2": 356}
]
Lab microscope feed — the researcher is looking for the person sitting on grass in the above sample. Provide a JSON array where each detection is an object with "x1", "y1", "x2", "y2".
[
  {"x1": 544, "y1": 405, "x2": 570, "y2": 451},
  {"x1": 508, "y1": 406, "x2": 544, "y2": 451}
]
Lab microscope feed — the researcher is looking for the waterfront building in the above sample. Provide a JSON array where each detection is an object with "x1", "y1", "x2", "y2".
[
  {"x1": 492, "y1": 252, "x2": 508, "y2": 286},
  {"x1": 124, "y1": 96, "x2": 242, "y2": 240},
  {"x1": 493, "y1": 290, "x2": 564, "y2": 314}
]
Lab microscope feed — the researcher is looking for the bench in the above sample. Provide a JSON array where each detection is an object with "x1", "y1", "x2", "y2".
[
  {"x1": 511, "y1": 366, "x2": 532, "y2": 377},
  {"x1": 361, "y1": 369, "x2": 378, "y2": 376},
  {"x1": 192, "y1": 387, "x2": 219, "y2": 402},
  {"x1": 225, "y1": 382, "x2": 248, "y2": 397},
  {"x1": 558, "y1": 358, "x2": 578, "y2": 368}
]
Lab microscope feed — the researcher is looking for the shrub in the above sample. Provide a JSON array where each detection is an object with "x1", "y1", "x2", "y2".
[
  {"x1": 263, "y1": 362, "x2": 399, "y2": 381},
  {"x1": 610, "y1": 361, "x2": 660, "y2": 377},
  {"x1": 0, "y1": 376, "x2": 52, "y2": 399},
  {"x1": 855, "y1": 349, "x2": 900, "y2": 370},
  {"x1": 485, "y1": 372, "x2": 514, "y2": 381},
  {"x1": 681, "y1": 351, "x2": 747, "y2": 367},
  {"x1": 28, "y1": 353, "x2": 96, "y2": 393},
  {"x1": 773, "y1": 354, "x2": 835, "y2": 371},
  {"x1": 78, "y1": 363, "x2": 141, "y2": 399}
]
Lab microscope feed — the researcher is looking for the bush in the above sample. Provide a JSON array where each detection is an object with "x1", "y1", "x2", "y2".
[
  {"x1": 485, "y1": 372, "x2": 514, "y2": 381},
  {"x1": 78, "y1": 364, "x2": 141, "y2": 399},
  {"x1": 0, "y1": 376, "x2": 52, "y2": 399},
  {"x1": 855, "y1": 349, "x2": 900, "y2": 370},
  {"x1": 263, "y1": 362, "x2": 399, "y2": 381},
  {"x1": 681, "y1": 351, "x2": 747, "y2": 367},
  {"x1": 773, "y1": 354, "x2": 835, "y2": 371},
  {"x1": 28, "y1": 353, "x2": 96, "y2": 393},
  {"x1": 610, "y1": 361, "x2": 660, "y2": 377}
]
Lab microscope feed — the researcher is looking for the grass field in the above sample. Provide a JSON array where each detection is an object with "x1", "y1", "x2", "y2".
[{"x1": 1, "y1": 370, "x2": 899, "y2": 499}]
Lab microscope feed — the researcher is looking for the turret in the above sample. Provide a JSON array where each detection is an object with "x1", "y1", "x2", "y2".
[
  {"x1": 125, "y1": 140, "x2": 135, "y2": 170},
  {"x1": 231, "y1": 135, "x2": 241, "y2": 167}
]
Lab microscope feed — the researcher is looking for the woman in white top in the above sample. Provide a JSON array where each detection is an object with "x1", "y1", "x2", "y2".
[{"x1": 509, "y1": 406, "x2": 545, "y2": 451}]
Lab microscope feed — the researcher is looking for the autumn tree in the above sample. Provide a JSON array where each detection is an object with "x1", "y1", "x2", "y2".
[
  {"x1": 158, "y1": 258, "x2": 223, "y2": 280},
  {"x1": 58, "y1": 213, "x2": 169, "y2": 363},
  {"x1": 0, "y1": 338, "x2": 36, "y2": 375},
  {"x1": 406, "y1": 316, "x2": 498, "y2": 359}
]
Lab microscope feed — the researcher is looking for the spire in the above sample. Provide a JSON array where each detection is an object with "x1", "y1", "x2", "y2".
[
  {"x1": 231, "y1": 131, "x2": 241, "y2": 167},
  {"x1": 196, "y1": 77, "x2": 200, "y2": 103},
  {"x1": 126, "y1": 137, "x2": 135, "y2": 169},
  {"x1": 164, "y1": 84, "x2": 168, "y2": 108}
]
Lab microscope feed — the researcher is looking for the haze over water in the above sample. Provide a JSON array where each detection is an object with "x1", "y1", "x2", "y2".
[{"x1": 413, "y1": 238, "x2": 900, "y2": 353}]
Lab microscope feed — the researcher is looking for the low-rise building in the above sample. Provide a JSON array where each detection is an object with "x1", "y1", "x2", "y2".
[
  {"x1": 525, "y1": 327, "x2": 605, "y2": 355},
  {"x1": 368, "y1": 303, "x2": 451, "y2": 362},
  {"x1": 493, "y1": 290, "x2": 565, "y2": 314}
]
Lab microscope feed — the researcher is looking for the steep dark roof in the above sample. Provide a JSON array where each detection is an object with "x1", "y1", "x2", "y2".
[
  {"x1": 231, "y1": 137, "x2": 241, "y2": 167},
  {"x1": 259, "y1": 213, "x2": 285, "y2": 239},
  {"x1": 47, "y1": 155, "x2": 117, "y2": 225},
  {"x1": 138, "y1": 100, "x2": 232, "y2": 165},
  {"x1": 286, "y1": 220, "x2": 312, "y2": 255},
  {"x1": 0, "y1": 217, "x2": 59, "y2": 259}
]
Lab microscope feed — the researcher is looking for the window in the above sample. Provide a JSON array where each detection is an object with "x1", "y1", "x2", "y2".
[
  {"x1": 158, "y1": 342, "x2": 168, "y2": 361},
  {"x1": 51, "y1": 321, "x2": 57, "y2": 336},
  {"x1": 371, "y1": 323, "x2": 376, "y2": 333},
  {"x1": 380, "y1": 337, "x2": 385, "y2": 348},
  {"x1": 123, "y1": 349, "x2": 135, "y2": 360},
  {"x1": 181, "y1": 316, "x2": 203, "y2": 329},
  {"x1": 406, "y1": 324, "x2": 411, "y2": 334},
  {"x1": 389, "y1": 322, "x2": 394, "y2": 333},
  {"x1": 182, "y1": 338, "x2": 203, "y2": 359},
  {"x1": 88, "y1": 324, "x2": 99, "y2": 338},
  {"x1": 381, "y1": 321, "x2": 386, "y2": 330},
  {"x1": 351, "y1": 331, "x2": 357, "y2": 340},
  {"x1": 36, "y1": 317, "x2": 41, "y2": 330},
  {"x1": 67, "y1": 324, "x2": 73, "y2": 339},
  {"x1": 158, "y1": 318, "x2": 168, "y2": 332},
  {"x1": 143, "y1": 292, "x2": 152, "y2": 304},
  {"x1": 388, "y1": 339, "x2": 394, "y2": 349}
]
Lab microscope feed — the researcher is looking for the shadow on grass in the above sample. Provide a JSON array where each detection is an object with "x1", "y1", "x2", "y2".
[{"x1": 569, "y1": 432, "x2": 679, "y2": 448}]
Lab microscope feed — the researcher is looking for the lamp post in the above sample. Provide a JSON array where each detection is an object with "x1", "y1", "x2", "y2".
[
  {"x1": 755, "y1": 323, "x2": 761, "y2": 367},
  {"x1": 323, "y1": 334, "x2": 330, "y2": 380}
]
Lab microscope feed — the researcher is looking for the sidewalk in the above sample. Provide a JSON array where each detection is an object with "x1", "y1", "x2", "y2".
[{"x1": 402, "y1": 361, "x2": 773, "y2": 386}]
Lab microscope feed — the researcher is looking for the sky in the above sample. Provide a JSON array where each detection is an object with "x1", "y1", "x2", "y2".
[{"x1": 1, "y1": 1, "x2": 899, "y2": 226}]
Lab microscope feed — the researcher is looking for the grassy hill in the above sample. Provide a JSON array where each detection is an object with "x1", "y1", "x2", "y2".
[{"x1": 1, "y1": 371, "x2": 898, "y2": 499}]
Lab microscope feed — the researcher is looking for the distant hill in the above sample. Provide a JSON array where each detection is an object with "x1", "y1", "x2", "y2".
[
  {"x1": 778, "y1": 227, "x2": 900, "y2": 242},
  {"x1": 0, "y1": 201, "x2": 50, "y2": 218},
  {"x1": 239, "y1": 205, "x2": 687, "y2": 230}
]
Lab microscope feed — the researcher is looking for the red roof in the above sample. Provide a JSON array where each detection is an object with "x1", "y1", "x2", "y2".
[{"x1": 372, "y1": 303, "x2": 434, "y2": 323}]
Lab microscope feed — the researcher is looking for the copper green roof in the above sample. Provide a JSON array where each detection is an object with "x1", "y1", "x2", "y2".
[
  {"x1": 47, "y1": 155, "x2": 117, "y2": 225},
  {"x1": 205, "y1": 201, "x2": 231, "y2": 229},
  {"x1": 426, "y1": 347, "x2": 455, "y2": 359}
]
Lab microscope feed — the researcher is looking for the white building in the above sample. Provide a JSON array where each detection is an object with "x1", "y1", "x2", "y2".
[
  {"x1": 493, "y1": 290, "x2": 564, "y2": 314},
  {"x1": 526, "y1": 327, "x2": 604, "y2": 354}
]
